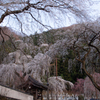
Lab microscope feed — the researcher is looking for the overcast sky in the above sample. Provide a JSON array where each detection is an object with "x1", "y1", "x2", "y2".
[{"x1": 1, "y1": 0, "x2": 100, "y2": 35}]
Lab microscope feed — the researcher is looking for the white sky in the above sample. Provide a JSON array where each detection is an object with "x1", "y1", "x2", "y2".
[
  {"x1": 89, "y1": 1, "x2": 100, "y2": 20},
  {"x1": 1, "y1": 0, "x2": 100, "y2": 35}
]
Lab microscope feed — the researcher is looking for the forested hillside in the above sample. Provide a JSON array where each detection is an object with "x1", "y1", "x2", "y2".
[
  {"x1": 1, "y1": 0, "x2": 100, "y2": 99},
  {"x1": 0, "y1": 20, "x2": 100, "y2": 97}
]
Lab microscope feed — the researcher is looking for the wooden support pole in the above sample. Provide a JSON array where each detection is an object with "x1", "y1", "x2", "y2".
[
  {"x1": 56, "y1": 58, "x2": 58, "y2": 100},
  {"x1": 56, "y1": 58, "x2": 58, "y2": 79},
  {"x1": 47, "y1": 72, "x2": 49, "y2": 100},
  {"x1": 35, "y1": 89, "x2": 37, "y2": 100},
  {"x1": 41, "y1": 90, "x2": 43, "y2": 100}
]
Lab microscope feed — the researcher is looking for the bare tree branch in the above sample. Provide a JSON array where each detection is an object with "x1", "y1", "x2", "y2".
[
  {"x1": 1, "y1": 28, "x2": 17, "y2": 49},
  {"x1": 82, "y1": 60, "x2": 100, "y2": 91},
  {"x1": 14, "y1": 14, "x2": 26, "y2": 35},
  {"x1": 28, "y1": 12, "x2": 51, "y2": 29},
  {"x1": 0, "y1": 28, "x2": 5, "y2": 43},
  {"x1": 88, "y1": 32, "x2": 100, "y2": 53},
  {"x1": 0, "y1": 1, "x2": 49, "y2": 24},
  {"x1": 73, "y1": 25, "x2": 100, "y2": 91},
  {"x1": 0, "y1": 5, "x2": 29, "y2": 23}
]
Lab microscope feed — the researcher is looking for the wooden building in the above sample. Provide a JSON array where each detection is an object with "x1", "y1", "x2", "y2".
[{"x1": 19, "y1": 76, "x2": 48, "y2": 100}]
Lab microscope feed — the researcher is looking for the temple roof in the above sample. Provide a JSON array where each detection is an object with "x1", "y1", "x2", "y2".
[{"x1": 28, "y1": 76, "x2": 48, "y2": 90}]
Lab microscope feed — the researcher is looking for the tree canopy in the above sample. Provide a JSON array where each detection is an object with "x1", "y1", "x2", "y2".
[{"x1": 0, "y1": 0, "x2": 94, "y2": 35}]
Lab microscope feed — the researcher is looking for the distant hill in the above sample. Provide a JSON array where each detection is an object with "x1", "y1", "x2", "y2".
[
  {"x1": 0, "y1": 21, "x2": 100, "y2": 90},
  {"x1": 0, "y1": 26, "x2": 21, "y2": 42}
]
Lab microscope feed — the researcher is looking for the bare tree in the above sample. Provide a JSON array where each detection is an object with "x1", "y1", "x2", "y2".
[
  {"x1": 0, "y1": 0, "x2": 93, "y2": 36},
  {"x1": 73, "y1": 24, "x2": 100, "y2": 91}
]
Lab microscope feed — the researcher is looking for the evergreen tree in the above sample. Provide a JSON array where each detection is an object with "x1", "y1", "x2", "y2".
[{"x1": 57, "y1": 50, "x2": 86, "y2": 83}]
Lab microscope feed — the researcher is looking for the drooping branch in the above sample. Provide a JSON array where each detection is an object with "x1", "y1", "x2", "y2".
[
  {"x1": 0, "y1": 1, "x2": 48, "y2": 24},
  {"x1": 76, "y1": 47, "x2": 100, "y2": 91},
  {"x1": 0, "y1": 28, "x2": 4, "y2": 43},
  {"x1": 0, "y1": 0, "x2": 91, "y2": 25},
  {"x1": 14, "y1": 14, "x2": 25, "y2": 35},
  {"x1": 28, "y1": 12, "x2": 51, "y2": 29},
  {"x1": 82, "y1": 60, "x2": 100, "y2": 91},
  {"x1": 88, "y1": 32, "x2": 100, "y2": 53},
  {"x1": 0, "y1": 5, "x2": 30, "y2": 23},
  {"x1": 0, "y1": 28, "x2": 17, "y2": 49},
  {"x1": 0, "y1": 1, "x2": 28, "y2": 6},
  {"x1": 83, "y1": 48, "x2": 91, "y2": 61},
  {"x1": 73, "y1": 30, "x2": 100, "y2": 91},
  {"x1": 89, "y1": 43, "x2": 100, "y2": 54}
]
